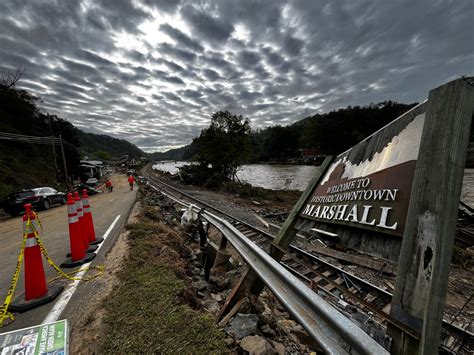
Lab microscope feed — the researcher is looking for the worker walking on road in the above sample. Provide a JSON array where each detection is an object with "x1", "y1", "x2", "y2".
[
  {"x1": 105, "y1": 179, "x2": 113, "y2": 192},
  {"x1": 128, "y1": 175, "x2": 135, "y2": 191}
]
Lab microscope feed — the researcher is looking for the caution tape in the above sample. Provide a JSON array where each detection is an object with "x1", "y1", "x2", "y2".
[
  {"x1": 0, "y1": 230, "x2": 27, "y2": 327},
  {"x1": 33, "y1": 211, "x2": 43, "y2": 233},
  {"x1": 0, "y1": 215, "x2": 104, "y2": 328},
  {"x1": 34, "y1": 230, "x2": 104, "y2": 282}
]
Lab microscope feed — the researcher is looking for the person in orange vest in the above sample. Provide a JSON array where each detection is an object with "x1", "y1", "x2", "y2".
[
  {"x1": 105, "y1": 179, "x2": 113, "y2": 192},
  {"x1": 127, "y1": 175, "x2": 135, "y2": 191}
]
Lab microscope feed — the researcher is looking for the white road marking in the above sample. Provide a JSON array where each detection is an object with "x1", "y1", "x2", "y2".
[{"x1": 42, "y1": 215, "x2": 121, "y2": 324}]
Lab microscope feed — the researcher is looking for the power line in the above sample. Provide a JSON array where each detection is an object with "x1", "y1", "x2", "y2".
[
  {"x1": 0, "y1": 131, "x2": 70, "y2": 188},
  {"x1": 0, "y1": 132, "x2": 62, "y2": 145}
]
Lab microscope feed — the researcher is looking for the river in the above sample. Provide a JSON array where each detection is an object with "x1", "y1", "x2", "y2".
[
  {"x1": 152, "y1": 162, "x2": 474, "y2": 199},
  {"x1": 152, "y1": 161, "x2": 320, "y2": 191}
]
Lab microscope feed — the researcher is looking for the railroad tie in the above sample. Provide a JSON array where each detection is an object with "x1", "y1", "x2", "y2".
[{"x1": 323, "y1": 277, "x2": 344, "y2": 292}]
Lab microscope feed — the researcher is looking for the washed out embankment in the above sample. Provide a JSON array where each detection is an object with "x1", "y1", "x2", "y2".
[{"x1": 95, "y1": 192, "x2": 226, "y2": 353}]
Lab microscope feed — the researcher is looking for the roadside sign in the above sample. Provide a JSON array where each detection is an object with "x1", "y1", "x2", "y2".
[
  {"x1": 298, "y1": 103, "x2": 427, "y2": 238},
  {"x1": 0, "y1": 319, "x2": 68, "y2": 355}
]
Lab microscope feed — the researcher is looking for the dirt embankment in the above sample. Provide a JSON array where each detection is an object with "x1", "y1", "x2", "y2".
[{"x1": 71, "y1": 193, "x2": 226, "y2": 353}]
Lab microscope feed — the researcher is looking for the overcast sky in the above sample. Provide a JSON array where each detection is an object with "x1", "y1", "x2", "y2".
[{"x1": 0, "y1": 1, "x2": 472, "y2": 152}]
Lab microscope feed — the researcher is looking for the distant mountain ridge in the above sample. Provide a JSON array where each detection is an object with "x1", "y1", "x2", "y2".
[
  {"x1": 148, "y1": 145, "x2": 195, "y2": 162},
  {"x1": 78, "y1": 131, "x2": 145, "y2": 160}
]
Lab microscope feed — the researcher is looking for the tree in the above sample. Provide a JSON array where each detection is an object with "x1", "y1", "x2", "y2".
[
  {"x1": 193, "y1": 111, "x2": 251, "y2": 180},
  {"x1": 92, "y1": 150, "x2": 112, "y2": 160},
  {"x1": 0, "y1": 67, "x2": 25, "y2": 91},
  {"x1": 262, "y1": 125, "x2": 299, "y2": 160}
]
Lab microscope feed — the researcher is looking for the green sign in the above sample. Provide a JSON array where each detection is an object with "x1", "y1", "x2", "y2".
[{"x1": 0, "y1": 319, "x2": 68, "y2": 354}]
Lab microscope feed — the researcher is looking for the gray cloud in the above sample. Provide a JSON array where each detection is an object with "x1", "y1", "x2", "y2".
[
  {"x1": 142, "y1": 0, "x2": 181, "y2": 13},
  {"x1": 159, "y1": 42, "x2": 197, "y2": 63},
  {"x1": 160, "y1": 24, "x2": 204, "y2": 53},
  {"x1": 180, "y1": 4, "x2": 234, "y2": 44},
  {"x1": 0, "y1": 0, "x2": 472, "y2": 152}
]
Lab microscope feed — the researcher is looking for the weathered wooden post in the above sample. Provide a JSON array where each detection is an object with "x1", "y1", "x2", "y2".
[{"x1": 389, "y1": 77, "x2": 474, "y2": 354}]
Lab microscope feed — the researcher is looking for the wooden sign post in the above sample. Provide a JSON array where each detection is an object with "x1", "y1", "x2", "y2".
[
  {"x1": 389, "y1": 78, "x2": 474, "y2": 354},
  {"x1": 219, "y1": 77, "x2": 474, "y2": 354}
]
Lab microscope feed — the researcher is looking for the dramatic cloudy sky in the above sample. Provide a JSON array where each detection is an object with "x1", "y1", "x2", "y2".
[{"x1": 0, "y1": 1, "x2": 472, "y2": 152}]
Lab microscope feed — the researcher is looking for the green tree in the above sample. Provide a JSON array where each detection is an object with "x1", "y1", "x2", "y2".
[
  {"x1": 92, "y1": 150, "x2": 112, "y2": 160},
  {"x1": 262, "y1": 125, "x2": 299, "y2": 160},
  {"x1": 194, "y1": 111, "x2": 251, "y2": 180}
]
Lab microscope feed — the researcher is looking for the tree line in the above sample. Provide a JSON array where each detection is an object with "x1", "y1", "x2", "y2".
[
  {"x1": 178, "y1": 101, "x2": 417, "y2": 183},
  {"x1": 0, "y1": 70, "x2": 145, "y2": 199}
]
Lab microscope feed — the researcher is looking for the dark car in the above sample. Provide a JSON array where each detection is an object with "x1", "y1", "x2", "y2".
[{"x1": 5, "y1": 187, "x2": 66, "y2": 216}]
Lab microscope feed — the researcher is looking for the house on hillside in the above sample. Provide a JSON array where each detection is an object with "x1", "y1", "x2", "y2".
[
  {"x1": 128, "y1": 158, "x2": 139, "y2": 167},
  {"x1": 301, "y1": 148, "x2": 325, "y2": 165},
  {"x1": 302, "y1": 148, "x2": 318, "y2": 161}
]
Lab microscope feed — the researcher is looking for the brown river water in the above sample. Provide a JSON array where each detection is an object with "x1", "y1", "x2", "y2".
[
  {"x1": 153, "y1": 162, "x2": 473, "y2": 202},
  {"x1": 152, "y1": 161, "x2": 319, "y2": 191}
]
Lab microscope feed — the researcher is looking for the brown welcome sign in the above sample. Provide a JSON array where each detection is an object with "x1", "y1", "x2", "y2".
[{"x1": 298, "y1": 102, "x2": 427, "y2": 238}]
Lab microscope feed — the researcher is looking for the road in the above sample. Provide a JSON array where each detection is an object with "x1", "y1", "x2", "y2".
[{"x1": 0, "y1": 173, "x2": 137, "y2": 332}]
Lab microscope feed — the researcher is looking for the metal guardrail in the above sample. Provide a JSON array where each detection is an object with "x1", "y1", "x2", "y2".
[
  {"x1": 148, "y1": 183, "x2": 388, "y2": 354},
  {"x1": 204, "y1": 213, "x2": 388, "y2": 355}
]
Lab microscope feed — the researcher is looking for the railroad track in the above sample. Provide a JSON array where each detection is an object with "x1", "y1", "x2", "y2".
[{"x1": 143, "y1": 170, "x2": 473, "y2": 354}]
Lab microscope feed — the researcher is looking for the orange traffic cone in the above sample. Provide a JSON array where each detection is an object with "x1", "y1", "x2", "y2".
[
  {"x1": 61, "y1": 194, "x2": 96, "y2": 268},
  {"x1": 9, "y1": 204, "x2": 63, "y2": 312},
  {"x1": 74, "y1": 191, "x2": 97, "y2": 253},
  {"x1": 82, "y1": 189, "x2": 103, "y2": 245}
]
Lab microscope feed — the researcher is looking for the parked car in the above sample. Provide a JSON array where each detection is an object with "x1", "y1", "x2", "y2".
[
  {"x1": 85, "y1": 177, "x2": 99, "y2": 186},
  {"x1": 5, "y1": 187, "x2": 66, "y2": 216}
]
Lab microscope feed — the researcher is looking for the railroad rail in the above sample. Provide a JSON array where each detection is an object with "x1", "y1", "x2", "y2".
[{"x1": 143, "y1": 169, "x2": 473, "y2": 354}]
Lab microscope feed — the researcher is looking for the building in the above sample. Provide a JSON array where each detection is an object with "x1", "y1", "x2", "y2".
[{"x1": 79, "y1": 160, "x2": 104, "y2": 179}]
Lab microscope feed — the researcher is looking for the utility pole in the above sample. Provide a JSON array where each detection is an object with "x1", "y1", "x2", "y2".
[
  {"x1": 59, "y1": 134, "x2": 70, "y2": 190},
  {"x1": 46, "y1": 115, "x2": 59, "y2": 181}
]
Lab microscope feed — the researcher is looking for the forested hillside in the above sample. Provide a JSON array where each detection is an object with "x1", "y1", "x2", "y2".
[
  {"x1": 78, "y1": 131, "x2": 145, "y2": 160},
  {"x1": 0, "y1": 82, "x2": 81, "y2": 198},
  {"x1": 152, "y1": 101, "x2": 418, "y2": 163},
  {"x1": 0, "y1": 75, "x2": 144, "y2": 199},
  {"x1": 148, "y1": 145, "x2": 196, "y2": 161}
]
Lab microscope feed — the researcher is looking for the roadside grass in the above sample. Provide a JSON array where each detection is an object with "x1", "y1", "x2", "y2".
[{"x1": 99, "y1": 205, "x2": 226, "y2": 354}]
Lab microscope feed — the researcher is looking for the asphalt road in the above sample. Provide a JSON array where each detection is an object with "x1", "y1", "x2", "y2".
[{"x1": 0, "y1": 173, "x2": 137, "y2": 332}]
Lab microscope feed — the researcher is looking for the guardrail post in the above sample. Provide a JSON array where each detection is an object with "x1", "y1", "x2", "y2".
[
  {"x1": 389, "y1": 77, "x2": 474, "y2": 354},
  {"x1": 218, "y1": 156, "x2": 334, "y2": 319},
  {"x1": 219, "y1": 235, "x2": 228, "y2": 250}
]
